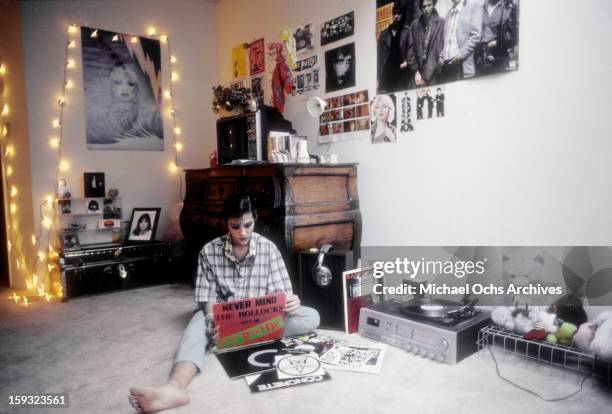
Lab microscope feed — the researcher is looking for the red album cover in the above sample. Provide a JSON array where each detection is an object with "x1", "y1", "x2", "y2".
[
  {"x1": 342, "y1": 267, "x2": 376, "y2": 334},
  {"x1": 213, "y1": 293, "x2": 286, "y2": 350}
]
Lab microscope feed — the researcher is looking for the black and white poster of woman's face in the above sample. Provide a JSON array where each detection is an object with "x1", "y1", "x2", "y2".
[{"x1": 81, "y1": 27, "x2": 164, "y2": 150}]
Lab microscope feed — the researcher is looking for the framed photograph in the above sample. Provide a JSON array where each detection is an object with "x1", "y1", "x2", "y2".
[
  {"x1": 86, "y1": 198, "x2": 103, "y2": 214},
  {"x1": 127, "y1": 208, "x2": 161, "y2": 243},
  {"x1": 56, "y1": 178, "x2": 72, "y2": 199},
  {"x1": 58, "y1": 199, "x2": 72, "y2": 215},
  {"x1": 84, "y1": 172, "x2": 105, "y2": 198},
  {"x1": 61, "y1": 232, "x2": 80, "y2": 252}
]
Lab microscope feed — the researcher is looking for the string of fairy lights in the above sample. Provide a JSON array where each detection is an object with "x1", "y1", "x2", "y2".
[
  {"x1": 0, "y1": 55, "x2": 52, "y2": 307},
  {"x1": 2, "y1": 24, "x2": 184, "y2": 306}
]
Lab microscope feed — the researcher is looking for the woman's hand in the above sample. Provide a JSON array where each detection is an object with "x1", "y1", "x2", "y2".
[
  {"x1": 205, "y1": 313, "x2": 220, "y2": 345},
  {"x1": 284, "y1": 294, "x2": 301, "y2": 316}
]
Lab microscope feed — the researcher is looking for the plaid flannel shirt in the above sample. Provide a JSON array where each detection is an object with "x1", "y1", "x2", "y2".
[{"x1": 195, "y1": 232, "x2": 293, "y2": 304}]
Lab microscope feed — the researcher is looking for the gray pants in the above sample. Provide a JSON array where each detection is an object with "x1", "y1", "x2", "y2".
[{"x1": 174, "y1": 307, "x2": 320, "y2": 373}]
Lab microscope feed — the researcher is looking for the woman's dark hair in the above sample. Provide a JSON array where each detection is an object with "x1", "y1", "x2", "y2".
[
  {"x1": 222, "y1": 193, "x2": 257, "y2": 221},
  {"x1": 132, "y1": 213, "x2": 152, "y2": 235}
]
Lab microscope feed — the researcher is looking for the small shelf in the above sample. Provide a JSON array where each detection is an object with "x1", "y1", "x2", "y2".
[
  {"x1": 478, "y1": 324, "x2": 611, "y2": 386},
  {"x1": 57, "y1": 197, "x2": 122, "y2": 201},
  {"x1": 57, "y1": 196, "x2": 123, "y2": 250},
  {"x1": 61, "y1": 228, "x2": 122, "y2": 232},
  {"x1": 60, "y1": 213, "x2": 104, "y2": 217}
]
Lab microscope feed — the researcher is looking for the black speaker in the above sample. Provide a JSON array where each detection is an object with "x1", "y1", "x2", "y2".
[{"x1": 298, "y1": 249, "x2": 354, "y2": 331}]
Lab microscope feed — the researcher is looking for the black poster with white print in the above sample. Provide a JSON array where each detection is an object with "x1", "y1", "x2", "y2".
[{"x1": 321, "y1": 11, "x2": 355, "y2": 46}]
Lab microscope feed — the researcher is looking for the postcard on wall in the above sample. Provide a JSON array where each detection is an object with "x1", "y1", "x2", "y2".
[
  {"x1": 291, "y1": 53, "x2": 320, "y2": 97},
  {"x1": 398, "y1": 91, "x2": 415, "y2": 133},
  {"x1": 248, "y1": 38, "x2": 265, "y2": 76},
  {"x1": 416, "y1": 86, "x2": 445, "y2": 121},
  {"x1": 213, "y1": 293, "x2": 285, "y2": 350},
  {"x1": 370, "y1": 94, "x2": 397, "y2": 144},
  {"x1": 81, "y1": 27, "x2": 163, "y2": 150},
  {"x1": 232, "y1": 43, "x2": 248, "y2": 80},
  {"x1": 250, "y1": 75, "x2": 265, "y2": 106},
  {"x1": 321, "y1": 11, "x2": 355, "y2": 46},
  {"x1": 293, "y1": 22, "x2": 317, "y2": 57}
]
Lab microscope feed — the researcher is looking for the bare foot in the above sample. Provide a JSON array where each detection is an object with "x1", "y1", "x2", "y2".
[{"x1": 129, "y1": 380, "x2": 190, "y2": 413}]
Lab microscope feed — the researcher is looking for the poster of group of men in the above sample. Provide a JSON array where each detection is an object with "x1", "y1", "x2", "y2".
[
  {"x1": 221, "y1": 0, "x2": 519, "y2": 147},
  {"x1": 376, "y1": 0, "x2": 519, "y2": 94}
]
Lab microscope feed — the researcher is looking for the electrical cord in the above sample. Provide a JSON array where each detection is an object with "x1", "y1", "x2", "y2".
[{"x1": 487, "y1": 343, "x2": 591, "y2": 401}]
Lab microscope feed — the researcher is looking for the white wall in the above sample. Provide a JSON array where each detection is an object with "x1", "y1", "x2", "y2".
[
  {"x1": 217, "y1": 0, "x2": 612, "y2": 246},
  {"x1": 19, "y1": 0, "x2": 217, "y2": 286},
  {"x1": 14, "y1": 0, "x2": 218, "y2": 290}
]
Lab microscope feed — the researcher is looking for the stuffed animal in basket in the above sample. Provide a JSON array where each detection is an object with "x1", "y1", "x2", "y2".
[
  {"x1": 491, "y1": 305, "x2": 582, "y2": 345},
  {"x1": 491, "y1": 306, "x2": 558, "y2": 335},
  {"x1": 574, "y1": 311, "x2": 612, "y2": 360}
]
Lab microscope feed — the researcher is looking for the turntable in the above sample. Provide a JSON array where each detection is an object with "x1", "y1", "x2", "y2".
[
  {"x1": 398, "y1": 296, "x2": 481, "y2": 326},
  {"x1": 358, "y1": 295, "x2": 491, "y2": 364}
]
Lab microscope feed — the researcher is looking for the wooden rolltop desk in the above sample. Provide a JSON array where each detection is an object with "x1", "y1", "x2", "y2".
[{"x1": 180, "y1": 164, "x2": 362, "y2": 287}]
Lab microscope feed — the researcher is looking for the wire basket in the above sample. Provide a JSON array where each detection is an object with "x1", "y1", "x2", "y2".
[{"x1": 478, "y1": 324, "x2": 611, "y2": 386}]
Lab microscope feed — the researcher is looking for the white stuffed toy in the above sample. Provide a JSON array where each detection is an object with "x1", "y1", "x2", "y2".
[
  {"x1": 574, "y1": 311, "x2": 612, "y2": 360},
  {"x1": 491, "y1": 306, "x2": 559, "y2": 335}
]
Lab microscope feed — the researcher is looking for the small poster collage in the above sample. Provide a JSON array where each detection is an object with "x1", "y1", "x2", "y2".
[
  {"x1": 319, "y1": 89, "x2": 370, "y2": 142},
  {"x1": 227, "y1": 9, "x2": 447, "y2": 146},
  {"x1": 291, "y1": 52, "x2": 320, "y2": 96},
  {"x1": 229, "y1": 11, "x2": 355, "y2": 108},
  {"x1": 367, "y1": 85, "x2": 445, "y2": 144}
]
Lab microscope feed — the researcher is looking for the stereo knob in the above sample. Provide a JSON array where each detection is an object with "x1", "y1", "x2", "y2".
[
  {"x1": 439, "y1": 339, "x2": 449, "y2": 350},
  {"x1": 438, "y1": 355, "x2": 446, "y2": 362},
  {"x1": 427, "y1": 352, "x2": 435, "y2": 359},
  {"x1": 420, "y1": 350, "x2": 427, "y2": 357}
]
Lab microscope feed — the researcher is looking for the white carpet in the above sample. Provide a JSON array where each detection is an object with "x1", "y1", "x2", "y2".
[{"x1": 1, "y1": 284, "x2": 610, "y2": 414}]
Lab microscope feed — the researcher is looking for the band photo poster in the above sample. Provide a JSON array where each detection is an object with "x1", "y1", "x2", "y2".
[
  {"x1": 416, "y1": 85, "x2": 445, "y2": 120},
  {"x1": 376, "y1": 0, "x2": 519, "y2": 95},
  {"x1": 81, "y1": 27, "x2": 164, "y2": 150}
]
